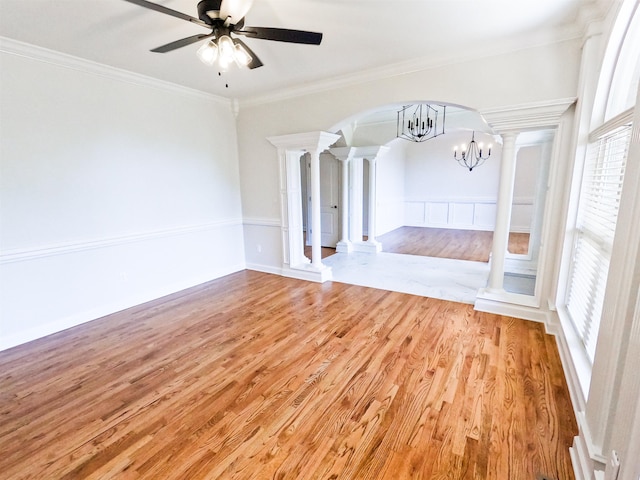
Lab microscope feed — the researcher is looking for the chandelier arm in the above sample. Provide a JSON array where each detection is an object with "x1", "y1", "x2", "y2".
[{"x1": 452, "y1": 130, "x2": 491, "y2": 171}]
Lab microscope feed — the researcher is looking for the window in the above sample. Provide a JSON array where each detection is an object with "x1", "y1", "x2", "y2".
[{"x1": 566, "y1": 116, "x2": 633, "y2": 362}]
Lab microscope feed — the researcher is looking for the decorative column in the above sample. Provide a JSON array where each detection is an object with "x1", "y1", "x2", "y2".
[
  {"x1": 267, "y1": 131, "x2": 340, "y2": 283},
  {"x1": 309, "y1": 148, "x2": 323, "y2": 269},
  {"x1": 284, "y1": 149, "x2": 308, "y2": 269},
  {"x1": 329, "y1": 147, "x2": 355, "y2": 253},
  {"x1": 487, "y1": 131, "x2": 519, "y2": 292},
  {"x1": 474, "y1": 98, "x2": 575, "y2": 315},
  {"x1": 349, "y1": 156, "x2": 364, "y2": 245},
  {"x1": 365, "y1": 156, "x2": 381, "y2": 251},
  {"x1": 351, "y1": 145, "x2": 389, "y2": 253}
]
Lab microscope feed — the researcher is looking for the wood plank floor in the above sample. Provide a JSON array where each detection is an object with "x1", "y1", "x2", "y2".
[
  {"x1": 0, "y1": 271, "x2": 576, "y2": 480},
  {"x1": 377, "y1": 227, "x2": 530, "y2": 262},
  {"x1": 304, "y1": 228, "x2": 530, "y2": 262}
]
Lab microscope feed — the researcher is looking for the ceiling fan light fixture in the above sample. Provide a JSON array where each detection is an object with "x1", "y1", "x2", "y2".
[
  {"x1": 125, "y1": 0, "x2": 323, "y2": 72},
  {"x1": 196, "y1": 40, "x2": 218, "y2": 66},
  {"x1": 233, "y1": 42, "x2": 252, "y2": 67},
  {"x1": 217, "y1": 35, "x2": 236, "y2": 68}
]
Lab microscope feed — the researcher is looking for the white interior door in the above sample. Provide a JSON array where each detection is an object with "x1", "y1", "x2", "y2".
[{"x1": 319, "y1": 154, "x2": 340, "y2": 247}]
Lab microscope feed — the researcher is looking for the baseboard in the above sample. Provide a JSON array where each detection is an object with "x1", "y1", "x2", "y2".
[
  {"x1": 0, "y1": 263, "x2": 245, "y2": 352},
  {"x1": 570, "y1": 421, "x2": 607, "y2": 480},
  {"x1": 245, "y1": 263, "x2": 284, "y2": 276},
  {"x1": 473, "y1": 296, "x2": 548, "y2": 323},
  {"x1": 281, "y1": 265, "x2": 332, "y2": 283}
]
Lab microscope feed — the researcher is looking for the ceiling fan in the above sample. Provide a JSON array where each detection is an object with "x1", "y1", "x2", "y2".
[{"x1": 123, "y1": 0, "x2": 323, "y2": 70}]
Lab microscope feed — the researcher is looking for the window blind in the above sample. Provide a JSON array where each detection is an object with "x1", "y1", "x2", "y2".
[{"x1": 566, "y1": 121, "x2": 632, "y2": 362}]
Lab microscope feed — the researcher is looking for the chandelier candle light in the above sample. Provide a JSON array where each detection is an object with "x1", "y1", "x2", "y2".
[
  {"x1": 453, "y1": 131, "x2": 492, "y2": 171},
  {"x1": 397, "y1": 104, "x2": 446, "y2": 143}
]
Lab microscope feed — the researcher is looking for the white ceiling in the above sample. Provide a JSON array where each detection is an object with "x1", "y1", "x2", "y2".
[{"x1": 0, "y1": 0, "x2": 609, "y2": 101}]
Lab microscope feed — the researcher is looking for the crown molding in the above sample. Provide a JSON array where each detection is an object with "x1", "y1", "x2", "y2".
[
  {"x1": 239, "y1": 29, "x2": 587, "y2": 108},
  {"x1": 0, "y1": 36, "x2": 231, "y2": 106}
]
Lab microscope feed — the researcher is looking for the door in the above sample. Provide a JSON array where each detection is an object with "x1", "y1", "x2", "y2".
[{"x1": 320, "y1": 153, "x2": 340, "y2": 247}]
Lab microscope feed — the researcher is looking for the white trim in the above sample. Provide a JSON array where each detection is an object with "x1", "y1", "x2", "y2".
[
  {"x1": 480, "y1": 97, "x2": 577, "y2": 132},
  {"x1": 474, "y1": 294, "x2": 547, "y2": 323},
  {"x1": 248, "y1": 254, "x2": 333, "y2": 284},
  {"x1": 405, "y1": 196, "x2": 498, "y2": 204},
  {"x1": 570, "y1": 429, "x2": 605, "y2": 480},
  {"x1": 577, "y1": 411, "x2": 609, "y2": 465},
  {"x1": 554, "y1": 308, "x2": 590, "y2": 414},
  {"x1": 0, "y1": 36, "x2": 230, "y2": 106},
  {"x1": 245, "y1": 263, "x2": 283, "y2": 276},
  {"x1": 280, "y1": 265, "x2": 332, "y2": 283},
  {"x1": 0, "y1": 262, "x2": 246, "y2": 352},
  {"x1": 241, "y1": 36, "x2": 587, "y2": 107},
  {"x1": 589, "y1": 107, "x2": 634, "y2": 141},
  {"x1": 243, "y1": 217, "x2": 282, "y2": 227},
  {"x1": 0, "y1": 219, "x2": 243, "y2": 264}
]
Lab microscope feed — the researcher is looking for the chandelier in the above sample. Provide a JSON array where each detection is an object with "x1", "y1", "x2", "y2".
[
  {"x1": 196, "y1": 35, "x2": 252, "y2": 70},
  {"x1": 397, "y1": 104, "x2": 446, "y2": 143},
  {"x1": 453, "y1": 131, "x2": 492, "y2": 171}
]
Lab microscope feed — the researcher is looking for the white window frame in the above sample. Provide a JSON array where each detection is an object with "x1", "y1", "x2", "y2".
[{"x1": 565, "y1": 112, "x2": 633, "y2": 363}]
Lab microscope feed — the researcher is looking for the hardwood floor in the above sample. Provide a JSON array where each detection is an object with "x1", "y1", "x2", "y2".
[
  {"x1": 0, "y1": 271, "x2": 576, "y2": 479},
  {"x1": 507, "y1": 232, "x2": 530, "y2": 256},
  {"x1": 303, "y1": 245, "x2": 336, "y2": 260},
  {"x1": 377, "y1": 227, "x2": 530, "y2": 261}
]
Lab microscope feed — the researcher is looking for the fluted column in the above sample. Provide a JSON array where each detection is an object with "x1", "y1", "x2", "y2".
[{"x1": 488, "y1": 132, "x2": 519, "y2": 291}]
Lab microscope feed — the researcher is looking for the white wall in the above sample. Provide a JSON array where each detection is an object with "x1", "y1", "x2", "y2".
[
  {"x1": 510, "y1": 144, "x2": 542, "y2": 233},
  {"x1": 237, "y1": 39, "x2": 582, "y2": 267},
  {"x1": 0, "y1": 45, "x2": 245, "y2": 350},
  {"x1": 404, "y1": 130, "x2": 501, "y2": 230},
  {"x1": 375, "y1": 139, "x2": 406, "y2": 236}
]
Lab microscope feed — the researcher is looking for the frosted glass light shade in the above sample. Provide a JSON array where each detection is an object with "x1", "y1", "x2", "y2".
[{"x1": 196, "y1": 41, "x2": 218, "y2": 66}]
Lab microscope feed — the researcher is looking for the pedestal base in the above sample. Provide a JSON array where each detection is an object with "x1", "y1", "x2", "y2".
[
  {"x1": 353, "y1": 240, "x2": 382, "y2": 253},
  {"x1": 283, "y1": 263, "x2": 333, "y2": 283},
  {"x1": 336, "y1": 240, "x2": 353, "y2": 253}
]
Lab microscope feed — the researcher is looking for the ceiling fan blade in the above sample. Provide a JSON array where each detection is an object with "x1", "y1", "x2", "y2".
[
  {"x1": 151, "y1": 33, "x2": 214, "y2": 53},
  {"x1": 235, "y1": 27, "x2": 322, "y2": 45},
  {"x1": 122, "y1": 0, "x2": 210, "y2": 28},
  {"x1": 220, "y1": 0, "x2": 254, "y2": 25},
  {"x1": 233, "y1": 38, "x2": 263, "y2": 69}
]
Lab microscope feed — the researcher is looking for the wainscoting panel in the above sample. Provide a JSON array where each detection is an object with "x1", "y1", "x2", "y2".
[
  {"x1": 405, "y1": 202, "x2": 426, "y2": 225},
  {"x1": 474, "y1": 203, "x2": 498, "y2": 229},
  {"x1": 406, "y1": 199, "x2": 504, "y2": 231},
  {"x1": 427, "y1": 202, "x2": 449, "y2": 226},
  {"x1": 450, "y1": 202, "x2": 475, "y2": 227}
]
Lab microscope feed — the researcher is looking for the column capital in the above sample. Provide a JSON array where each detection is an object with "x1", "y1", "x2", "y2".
[
  {"x1": 480, "y1": 98, "x2": 575, "y2": 133},
  {"x1": 329, "y1": 146, "x2": 356, "y2": 162},
  {"x1": 353, "y1": 145, "x2": 390, "y2": 161},
  {"x1": 267, "y1": 131, "x2": 341, "y2": 155},
  {"x1": 500, "y1": 131, "x2": 520, "y2": 143}
]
